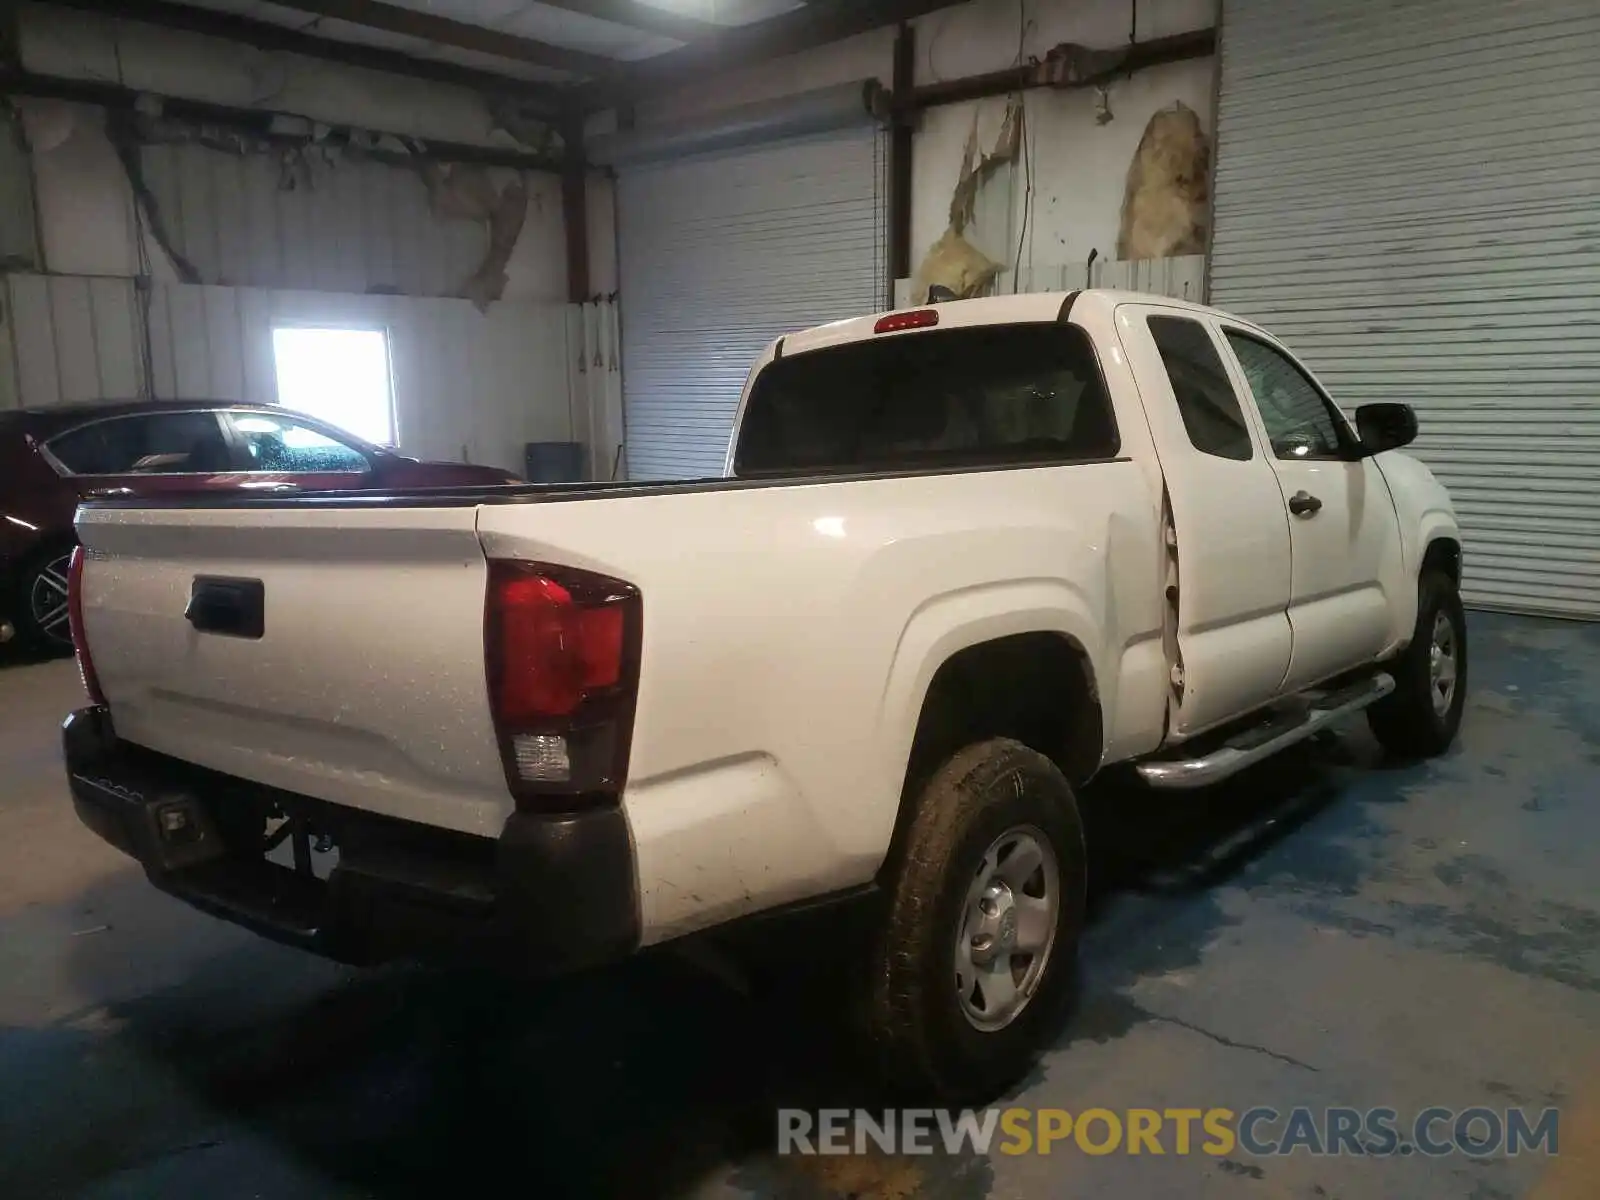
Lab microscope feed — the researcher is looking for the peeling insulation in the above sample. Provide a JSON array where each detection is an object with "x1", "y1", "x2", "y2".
[
  {"x1": 914, "y1": 228, "x2": 1006, "y2": 305},
  {"x1": 418, "y1": 161, "x2": 532, "y2": 311},
  {"x1": 1116, "y1": 101, "x2": 1211, "y2": 262},
  {"x1": 910, "y1": 99, "x2": 1024, "y2": 305},
  {"x1": 74, "y1": 98, "x2": 553, "y2": 304}
]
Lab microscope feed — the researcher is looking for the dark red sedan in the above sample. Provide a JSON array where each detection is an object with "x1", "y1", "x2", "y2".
[{"x1": 0, "y1": 399, "x2": 521, "y2": 650}]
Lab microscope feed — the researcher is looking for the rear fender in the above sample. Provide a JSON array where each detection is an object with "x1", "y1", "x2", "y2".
[{"x1": 873, "y1": 578, "x2": 1104, "y2": 837}]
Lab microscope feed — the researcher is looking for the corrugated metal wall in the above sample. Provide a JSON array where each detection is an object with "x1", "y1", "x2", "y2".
[
  {"x1": 892, "y1": 256, "x2": 1208, "y2": 310},
  {"x1": 2, "y1": 272, "x2": 574, "y2": 474},
  {"x1": 617, "y1": 127, "x2": 887, "y2": 481},
  {"x1": 1210, "y1": 0, "x2": 1600, "y2": 618},
  {"x1": 141, "y1": 143, "x2": 488, "y2": 297}
]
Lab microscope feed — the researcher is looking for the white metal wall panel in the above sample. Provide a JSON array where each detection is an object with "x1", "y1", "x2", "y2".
[
  {"x1": 0, "y1": 116, "x2": 38, "y2": 270},
  {"x1": 141, "y1": 144, "x2": 486, "y2": 297},
  {"x1": 3, "y1": 274, "x2": 144, "y2": 407},
  {"x1": 2, "y1": 273, "x2": 573, "y2": 475},
  {"x1": 1210, "y1": 0, "x2": 1600, "y2": 618},
  {"x1": 566, "y1": 297, "x2": 625, "y2": 483},
  {"x1": 618, "y1": 128, "x2": 885, "y2": 480},
  {"x1": 1011, "y1": 255, "x2": 1208, "y2": 302},
  {"x1": 894, "y1": 256, "x2": 1208, "y2": 311}
]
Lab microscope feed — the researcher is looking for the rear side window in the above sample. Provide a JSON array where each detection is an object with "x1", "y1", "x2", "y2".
[
  {"x1": 47, "y1": 412, "x2": 232, "y2": 475},
  {"x1": 225, "y1": 412, "x2": 370, "y2": 474},
  {"x1": 732, "y1": 323, "x2": 1119, "y2": 477},
  {"x1": 1147, "y1": 316, "x2": 1254, "y2": 461}
]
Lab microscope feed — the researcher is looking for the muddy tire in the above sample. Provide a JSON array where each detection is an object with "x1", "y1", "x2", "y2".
[
  {"x1": 1367, "y1": 570, "x2": 1468, "y2": 758},
  {"x1": 865, "y1": 738, "x2": 1086, "y2": 1104}
]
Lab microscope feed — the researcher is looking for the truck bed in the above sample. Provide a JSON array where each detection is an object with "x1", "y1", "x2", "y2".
[{"x1": 74, "y1": 458, "x2": 1162, "y2": 940}]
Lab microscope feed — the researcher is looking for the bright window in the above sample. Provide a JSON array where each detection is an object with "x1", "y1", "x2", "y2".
[{"x1": 271, "y1": 327, "x2": 396, "y2": 446}]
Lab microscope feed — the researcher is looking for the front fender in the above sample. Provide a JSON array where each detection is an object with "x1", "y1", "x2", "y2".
[{"x1": 1376, "y1": 450, "x2": 1461, "y2": 640}]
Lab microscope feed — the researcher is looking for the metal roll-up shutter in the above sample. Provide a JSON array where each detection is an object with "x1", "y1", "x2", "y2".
[
  {"x1": 1209, "y1": 0, "x2": 1600, "y2": 618},
  {"x1": 612, "y1": 91, "x2": 886, "y2": 481}
]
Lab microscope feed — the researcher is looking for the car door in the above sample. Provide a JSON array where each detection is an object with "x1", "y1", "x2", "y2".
[
  {"x1": 46, "y1": 410, "x2": 238, "y2": 498},
  {"x1": 1116, "y1": 304, "x2": 1294, "y2": 739},
  {"x1": 1217, "y1": 325, "x2": 1405, "y2": 692},
  {"x1": 219, "y1": 410, "x2": 374, "y2": 491}
]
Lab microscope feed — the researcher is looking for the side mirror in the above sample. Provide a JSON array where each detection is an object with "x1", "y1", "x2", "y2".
[{"x1": 1354, "y1": 402, "x2": 1418, "y2": 456}]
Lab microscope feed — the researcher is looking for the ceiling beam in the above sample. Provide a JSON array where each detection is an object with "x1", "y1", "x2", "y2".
[
  {"x1": 264, "y1": 0, "x2": 618, "y2": 78},
  {"x1": 2, "y1": 66, "x2": 568, "y2": 171},
  {"x1": 37, "y1": 0, "x2": 567, "y2": 107},
  {"x1": 902, "y1": 28, "x2": 1218, "y2": 111},
  {"x1": 530, "y1": 0, "x2": 716, "y2": 43},
  {"x1": 584, "y1": 0, "x2": 967, "y2": 106}
]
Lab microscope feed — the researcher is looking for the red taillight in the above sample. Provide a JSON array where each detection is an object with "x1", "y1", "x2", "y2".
[
  {"x1": 485, "y1": 561, "x2": 641, "y2": 809},
  {"x1": 493, "y1": 573, "x2": 624, "y2": 719},
  {"x1": 874, "y1": 308, "x2": 940, "y2": 334},
  {"x1": 67, "y1": 546, "x2": 106, "y2": 706}
]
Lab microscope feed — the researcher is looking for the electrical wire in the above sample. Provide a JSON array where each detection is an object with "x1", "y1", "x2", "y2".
[
  {"x1": 1011, "y1": 0, "x2": 1036, "y2": 293},
  {"x1": 112, "y1": 27, "x2": 158, "y2": 400},
  {"x1": 132, "y1": 200, "x2": 157, "y2": 400},
  {"x1": 1012, "y1": 102, "x2": 1033, "y2": 293}
]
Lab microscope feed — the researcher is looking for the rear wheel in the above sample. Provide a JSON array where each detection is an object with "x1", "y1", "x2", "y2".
[
  {"x1": 14, "y1": 545, "x2": 75, "y2": 653},
  {"x1": 1367, "y1": 569, "x2": 1467, "y2": 758},
  {"x1": 864, "y1": 738, "x2": 1086, "y2": 1103}
]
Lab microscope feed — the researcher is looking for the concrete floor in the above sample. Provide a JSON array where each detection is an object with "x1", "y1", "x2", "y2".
[{"x1": 1, "y1": 612, "x2": 1596, "y2": 1199}]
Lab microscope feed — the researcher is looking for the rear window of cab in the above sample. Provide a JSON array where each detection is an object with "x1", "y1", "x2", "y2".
[{"x1": 732, "y1": 322, "x2": 1120, "y2": 477}]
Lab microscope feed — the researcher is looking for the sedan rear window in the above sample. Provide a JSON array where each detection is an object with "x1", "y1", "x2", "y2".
[
  {"x1": 732, "y1": 323, "x2": 1119, "y2": 477},
  {"x1": 46, "y1": 412, "x2": 232, "y2": 476}
]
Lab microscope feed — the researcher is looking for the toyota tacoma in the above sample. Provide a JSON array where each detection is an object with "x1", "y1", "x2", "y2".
[{"x1": 60, "y1": 290, "x2": 1465, "y2": 1101}]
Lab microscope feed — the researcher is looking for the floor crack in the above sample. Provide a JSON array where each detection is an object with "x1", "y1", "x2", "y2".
[{"x1": 1145, "y1": 1011, "x2": 1321, "y2": 1072}]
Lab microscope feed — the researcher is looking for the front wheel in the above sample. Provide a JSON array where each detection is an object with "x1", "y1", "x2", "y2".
[
  {"x1": 14, "y1": 546, "x2": 76, "y2": 653},
  {"x1": 1367, "y1": 569, "x2": 1468, "y2": 758},
  {"x1": 864, "y1": 738, "x2": 1086, "y2": 1104}
]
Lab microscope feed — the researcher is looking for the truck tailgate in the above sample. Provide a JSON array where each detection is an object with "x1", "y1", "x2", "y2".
[{"x1": 75, "y1": 503, "x2": 511, "y2": 837}]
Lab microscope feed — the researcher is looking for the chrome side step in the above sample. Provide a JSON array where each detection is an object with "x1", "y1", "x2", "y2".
[{"x1": 1136, "y1": 673, "x2": 1396, "y2": 791}]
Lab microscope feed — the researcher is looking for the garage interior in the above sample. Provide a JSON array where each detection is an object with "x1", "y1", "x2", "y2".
[{"x1": 1, "y1": 0, "x2": 1597, "y2": 1195}]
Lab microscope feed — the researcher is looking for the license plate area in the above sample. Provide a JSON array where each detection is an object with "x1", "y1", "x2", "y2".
[{"x1": 262, "y1": 809, "x2": 341, "y2": 881}]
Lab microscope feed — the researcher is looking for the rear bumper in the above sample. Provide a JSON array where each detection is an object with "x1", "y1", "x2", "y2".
[{"x1": 62, "y1": 706, "x2": 641, "y2": 972}]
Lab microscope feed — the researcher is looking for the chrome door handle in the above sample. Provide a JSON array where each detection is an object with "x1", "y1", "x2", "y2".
[{"x1": 1289, "y1": 491, "x2": 1323, "y2": 517}]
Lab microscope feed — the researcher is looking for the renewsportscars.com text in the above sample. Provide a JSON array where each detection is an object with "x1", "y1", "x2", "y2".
[{"x1": 778, "y1": 1107, "x2": 1560, "y2": 1159}]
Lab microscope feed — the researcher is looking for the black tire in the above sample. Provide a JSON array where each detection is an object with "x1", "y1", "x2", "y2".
[
  {"x1": 12, "y1": 543, "x2": 77, "y2": 654},
  {"x1": 865, "y1": 738, "x2": 1086, "y2": 1104},
  {"x1": 1367, "y1": 570, "x2": 1468, "y2": 758}
]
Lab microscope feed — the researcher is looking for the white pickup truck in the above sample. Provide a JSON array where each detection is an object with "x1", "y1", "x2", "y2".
[{"x1": 62, "y1": 290, "x2": 1465, "y2": 1102}]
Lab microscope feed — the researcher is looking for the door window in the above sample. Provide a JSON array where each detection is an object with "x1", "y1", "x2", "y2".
[
  {"x1": 46, "y1": 411, "x2": 232, "y2": 476},
  {"x1": 226, "y1": 412, "x2": 370, "y2": 474},
  {"x1": 1224, "y1": 332, "x2": 1352, "y2": 461},
  {"x1": 1147, "y1": 316, "x2": 1254, "y2": 461}
]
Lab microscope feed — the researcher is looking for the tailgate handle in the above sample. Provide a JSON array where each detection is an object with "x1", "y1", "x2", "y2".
[{"x1": 185, "y1": 577, "x2": 265, "y2": 640}]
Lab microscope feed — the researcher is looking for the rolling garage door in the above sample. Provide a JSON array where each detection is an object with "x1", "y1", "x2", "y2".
[
  {"x1": 1209, "y1": 0, "x2": 1600, "y2": 617},
  {"x1": 613, "y1": 114, "x2": 885, "y2": 481}
]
